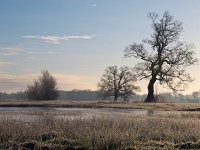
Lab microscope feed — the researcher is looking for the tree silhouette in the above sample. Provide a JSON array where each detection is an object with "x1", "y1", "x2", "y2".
[
  {"x1": 97, "y1": 66, "x2": 140, "y2": 101},
  {"x1": 26, "y1": 70, "x2": 59, "y2": 100},
  {"x1": 124, "y1": 12, "x2": 198, "y2": 102}
]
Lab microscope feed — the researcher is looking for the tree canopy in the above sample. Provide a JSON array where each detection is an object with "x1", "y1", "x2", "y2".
[
  {"x1": 97, "y1": 66, "x2": 140, "y2": 101},
  {"x1": 124, "y1": 11, "x2": 198, "y2": 102},
  {"x1": 26, "y1": 70, "x2": 59, "y2": 100}
]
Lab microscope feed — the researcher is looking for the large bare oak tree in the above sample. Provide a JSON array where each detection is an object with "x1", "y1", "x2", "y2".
[
  {"x1": 97, "y1": 66, "x2": 140, "y2": 101},
  {"x1": 124, "y1": 12, "x2": 198, "y2": 102}
]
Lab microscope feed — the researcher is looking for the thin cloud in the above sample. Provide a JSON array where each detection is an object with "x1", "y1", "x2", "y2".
[
  {"x1": 27, "y1": 57, "x2": 47, "y2": 61},
  {"x1": 22, "y1": 35, "x2": 96, "y2": 44},
  {"x1": 0, "y1": 60, "x2": 14, "y2": 67},
  {"x1": 0, "y1": 72, "x2": 40, "y2": 92},
  {"x1": 88, "y1": 2, "x2": 97, "y2": 7},
  {"x1": 27, "y1": 51, "x2": 42, "y2": 54},
  {"x1": 22, "y1": 69, "x2": 36, "y2": 72},
  {"x1": 27, "y1": 51, "x2": 53, "y2": 55},
  {"x1": 0, "y1": 47, "x2": 24, "y2": 56}
]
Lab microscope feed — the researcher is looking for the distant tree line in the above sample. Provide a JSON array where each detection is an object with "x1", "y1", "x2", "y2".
[
  {"x1": 1, "y1": 90, "x2": 200, "y2": 103},
  {"x1": 0, "y1": 90, "x2": 98, "y2": 101},
  {"x1": 59, "y1": 89, "x2": 98, "y2": 100},
  {"x1": 0, "y1": 92, "x2": 26, "y2": 100}
]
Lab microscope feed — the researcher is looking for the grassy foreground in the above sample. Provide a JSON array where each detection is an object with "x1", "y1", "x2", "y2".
[
  {"x1": 1, "y1": 100, "x2": 200, "y2": 149},
  {"x1": 0, "y1": 99, "x2": 200, "y2": 111},
  {"x1": 1, "y1": 111, "x2": 200, "y2": 149}
]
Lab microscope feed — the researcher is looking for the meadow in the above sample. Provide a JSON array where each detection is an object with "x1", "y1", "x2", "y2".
[
  {"x1": 0, "y1": 99, "x2": 200, "y2": 111},
  {"x1": 0, "y1": 100, "x2": 200, "y2": 149}
]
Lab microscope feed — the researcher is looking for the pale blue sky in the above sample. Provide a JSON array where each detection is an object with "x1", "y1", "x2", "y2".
[{"x1": 0, "y1": 0, "x2": 200, "y2": 93}]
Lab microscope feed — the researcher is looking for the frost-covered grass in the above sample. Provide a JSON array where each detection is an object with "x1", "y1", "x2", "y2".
[{"x1": 1, "y1": 110, "x2": 200, "y2": 149}]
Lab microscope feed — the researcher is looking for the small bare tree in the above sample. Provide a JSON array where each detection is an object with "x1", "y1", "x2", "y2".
[
  {"x1": 124, "y1": 11, "x2": 198, "y2": 102},
  {"x1": 191, "y1": 91, "x2": 200, "y2": 102},
  {"x1": 97, "y1": 66, "x2": 140, "y2": 101},
  {"x1": 26, "y1": 70, "x2": 59, "y2": 100}
]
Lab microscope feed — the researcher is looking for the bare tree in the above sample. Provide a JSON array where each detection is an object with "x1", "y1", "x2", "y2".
[
  {"x1": 191, "y1": 91, "x2": 200, "y2": 102},
  {"x1": 124, "y1": 11, "x2": 198, "y2": 102},
  {"x1": 97, "y1": 66, "x2": 140, "y2": 101},
  {"x1": 26, "y1": 70, "x2": 59, "y2": 100}
]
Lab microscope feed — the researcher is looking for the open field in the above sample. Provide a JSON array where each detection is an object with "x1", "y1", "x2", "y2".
[
  {"x1": 1, "y1": 110, "x2": 200, "y2": 149},
  {"x1": 0, "y1": 100, "x2": 200, "y2": 111},
  {"x1": 1, "y1": 101, "x2": 200, "y2": 149}
]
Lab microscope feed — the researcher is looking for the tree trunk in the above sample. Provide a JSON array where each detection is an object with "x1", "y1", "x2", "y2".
[
  {"x1": 114, "y1": 94, "x2": 118, "y2": 102},
  {"x1": 145, "y1": 77, "x2": 156, "y2": 102}
]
